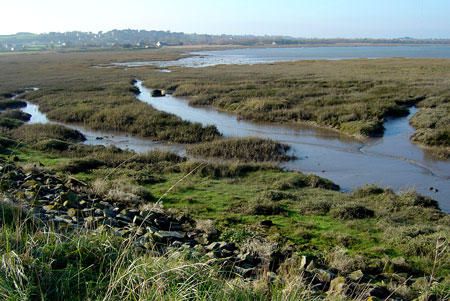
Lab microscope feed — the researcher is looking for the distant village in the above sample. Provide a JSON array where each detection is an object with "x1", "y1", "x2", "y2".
[{"x1": 2, "y1": 29, "x2": 449, "y2": 52}]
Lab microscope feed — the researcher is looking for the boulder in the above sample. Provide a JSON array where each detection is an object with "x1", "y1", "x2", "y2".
[
  {"x1": 348, "y1": 269, "x2": 364, "y2": 281},
  {"x1": 153, "y1": 230, "x2": 186, "y2": 241},
  {"x1": 151, "y1": 89, "x2": 165, "y2": 97},
  {"x1": 327, "y1": 276, "x2": 346, "y2": 297}
]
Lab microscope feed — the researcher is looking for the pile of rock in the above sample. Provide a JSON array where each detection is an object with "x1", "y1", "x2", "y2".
[{"x1": 0, "y1": 160, "x2": 272, "y2": 278}]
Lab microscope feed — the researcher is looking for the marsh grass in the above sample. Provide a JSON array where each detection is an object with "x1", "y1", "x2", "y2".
[
  {"x1": 187, "y1": 137, "x2": 293, "y2": 162},
  {"x1": 143, "y1": 58, "x2": 450, "y2": 152}
]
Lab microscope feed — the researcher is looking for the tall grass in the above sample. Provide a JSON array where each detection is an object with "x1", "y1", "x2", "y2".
[{"x1": 0, "y1": 201, "x2": 327, "y2": 301}]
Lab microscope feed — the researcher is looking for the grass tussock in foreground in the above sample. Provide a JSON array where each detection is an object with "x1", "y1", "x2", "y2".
[
  {"x1": 2, "y1": 202, "x2": 371, "y2": 301},
  {"x1": 187, "y1": 137, "x2": 293, "y2": 162}
]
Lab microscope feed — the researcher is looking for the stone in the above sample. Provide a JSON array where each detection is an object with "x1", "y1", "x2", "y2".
[
  {"x1": 116, "y1": 214, "x2": 132, "y2": 223},
  {"x1": 52, "y1": 216, "x2": 73, "y2": 224},
  {"x1": 327, "y1": 276, "x2": 346, "y2": 296},
  {"x1": 205, "y1": 241, "x2": 236, "y2": 252},
  {"x1": 299, "y1": 255, "x2": 307, "y2": 270},
  {"x1": 234, "y1": 266, "x2": 256, "y2": 277},
  {"x1": 103, "y1": 208, "x2": 116, "y2": 218},
  {"x1": 260, "y1": 220, "x2": 273, "y2": 227},
  {"x1": 153, "y1": 231, "x2": 185, "y2": 240},
  {"x1": 67, "y1": 208, "x2": 78, "y2": 217},
  {"x1": 151, "y1": 89, "x2": 165, "y2": 97},
  {"x1": 315, "y1": 269, "x2": 335, "y2": 283},
  {"x1": 43, "y1": 205, "x2": 55, "y2": 211},
  {"x1": 348, "y1": 269, "x2": 364, "y2": 281},
  {"x1": 367, "y1": 286, "x2": 391, "y2": 299},
  {"x1": 306, "y1": 260, "x2": 316, "y2": 272}
]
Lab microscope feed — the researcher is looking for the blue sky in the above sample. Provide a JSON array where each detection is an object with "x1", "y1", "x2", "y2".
[{"x1": 1, "y1": 0, "x2": 449, "y2": 38}]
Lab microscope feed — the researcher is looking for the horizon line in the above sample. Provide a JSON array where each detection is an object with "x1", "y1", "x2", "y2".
[{"x1": 1, "y1": 29, "x2": 450, "y2": 40}]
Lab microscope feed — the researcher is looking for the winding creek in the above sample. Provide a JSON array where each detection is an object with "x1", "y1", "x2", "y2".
[
  {"x1": 7, "y1": 83, "x2": 450, "y2": 212},
  {"x1": 135, "y1": 82, "x2": 450, "y2": 211}
]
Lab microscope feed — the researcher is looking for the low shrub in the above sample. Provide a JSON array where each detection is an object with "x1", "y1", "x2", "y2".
[
  {"x1": 0, "y1": 99, "x2": 26, "y2": 110},
  {"x1": 273, "y1": 173, "x2": 339, "y2": 191},
  {"x1": 179, "y1": 161, "x2": 277, "y2": 178},
  {"x1": 340, "y1": 120, "x2": 384, "y2": 137},
  {"x1": 244, "y1": 200, "x2": 286, "y2": 216},
  {"x1": 34, "y1": 139, "x2": 72, "y2": 152},
  {"x1": 187, "y1": 137, "x2": 293, "y2": 162},
  {"x1": 0, "y1": 110, "x2": 31, "y2": 122},
  {"x1": 398, "y1": 191, "x2": 440, "y2": 209},
  {"x1": 59, "y1": 158, "x2": 105, "y2": 173},
  {"x1": 326, "y1": 247, "x2": 367, "y2": 274},
  {"x1": 299, "y1": 199, "x2": 332, "y2": 215},
  {"x1": 352, "y1": 184, "x2": 386, "y2": 197},
  {"x1": 259, "y1": 190, "x2": 297, "y2": 202},
  {"x1": 0, "y1": 117, "x2": 24, "y2": 129},
  {"x1": 12, "y1": 124, "x2": 86, "y2": 144},
  {"x1": 332, "y1": 204, "x2": 375, "y2": 219},
  {"x1": 0, "y1": 136, "x2": 16, "y2": 148},
  {"x1": 133, "y1": 170, "x2": 165, "y2": 185}
]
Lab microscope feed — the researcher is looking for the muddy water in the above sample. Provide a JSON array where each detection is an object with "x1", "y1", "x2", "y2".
[{"x1": 135, "y1": 81, "x2": 450, "y2": 212}]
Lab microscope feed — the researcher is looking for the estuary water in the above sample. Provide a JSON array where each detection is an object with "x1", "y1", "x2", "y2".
[{"x1": 115, "y1": 45, "x2": 450, "y2": 68}]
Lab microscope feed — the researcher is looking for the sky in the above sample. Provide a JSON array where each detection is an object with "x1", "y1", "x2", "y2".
[{"x1": 1, "y1": 0, "x2": 449, "y2": 38}]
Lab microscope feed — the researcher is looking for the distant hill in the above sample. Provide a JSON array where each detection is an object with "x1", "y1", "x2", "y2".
[{"x1": 1, "y1": 29, "x2": 449, "y2": 52}]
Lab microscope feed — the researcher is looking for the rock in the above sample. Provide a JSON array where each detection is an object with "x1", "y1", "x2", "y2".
[
  {"x1": 61, "y1": 191, "x2": 80, "y2": 208},
  {"x1": 151, "y1": 89, "x2": 165, "y2": 97},
  {"x1": 299, "y1": 255, "x2": 307, "y2": 270},
  {"x1": 102, "y1": 218, "x2": 119, "y2": 227},
  {"x1": 43, "y1": 205, "x2": 55, "y2": 212},
  {"x1": 206, "y1": 241, "x2": 236, "y2": 252},
  {"x1": 234, "y1": 266, "x2": 256, "y2": 277},
  {"x1": 367, "y1": 286, "x2": 391, "y2": 299},
  {"x1": 327, "y1": 276, "x2": 346, "y2": 296},
  {"x1": 348, "y1": 270, "x2": 364, "y2": 281},
  {"x1": 67, "y1": 208, "x2": 78, "y2": 217},
  {"x1": 260, "y1": 220, "x2": 273, "y2": 227},
  {"x1": 116, "y1": 214, "x2": 132, "y2": 223},
  {"x1": 153, "y1": 231, "x2": 185, "y2": 240},
  {"x1": 52, "y1": 216, "x2": 73, "y2": 224},
  {"x1": 103, "y1": 208, "x2": 116, "y2": 218},
  {"x1": 315, "y1": 269, "x2": 335, "y2": 283},
  {"x1": 306, "y1": 260, "x2": 316, "y2": 272},
  {"x1": 236, "y1": 252, "x2": 260, "y2": 266}
]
